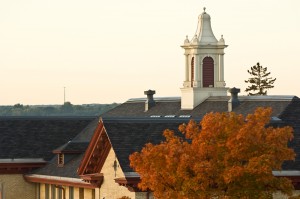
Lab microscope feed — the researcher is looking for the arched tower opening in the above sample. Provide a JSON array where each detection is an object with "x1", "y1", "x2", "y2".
[{"x1": 202, "y1": 57, "x2": 214, "y2": 87}]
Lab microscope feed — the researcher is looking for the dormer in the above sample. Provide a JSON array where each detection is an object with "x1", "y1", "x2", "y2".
[{"x1": 53, "y1": 141, "x2": 89, "y2": 167}]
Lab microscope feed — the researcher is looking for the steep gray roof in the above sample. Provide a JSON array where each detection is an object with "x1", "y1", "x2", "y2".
[
  {"x1": 102, "y1": 96, "x2": 300, "y2": 172},
  {"x1": 278, "y1": 97, "x2": 300, "y2": 170},
  {"x1": 22, "y1": 95, "x2": 300, "y2": 178},
  {"x1": 102, "y1": 96, "x2": 293, "y2": 118},
  {"x1": 103, "y1": 118, "x2": 188, "y2": 172},
  {"x1": 0, "y1": 116, "x2": 95, "y2": 161},
  {"x1": 31, "y1": 117, "x2": 99, "y2": 178}
]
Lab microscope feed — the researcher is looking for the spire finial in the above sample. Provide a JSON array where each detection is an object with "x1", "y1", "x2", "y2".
[{"x1": 203, "y1": 7, "x2": 206, "y2": 12}]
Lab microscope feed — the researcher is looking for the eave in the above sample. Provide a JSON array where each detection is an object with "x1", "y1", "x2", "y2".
[
  {"x1": 273, "y1": 170, "x2": 300, "y2": 189},
  {"x1": 52, "y1": 150, "x2": 85, "y2": 154},
  {"x1": 24, "y1": 174, "x2": 98, "y2": 189},
  {"x1": 79, "y1": 173, "x2": 104, "y2": 187},
  {"x1": 77, "y1": 118, "x2": 111, "y2": 185},
  {"x1": 181, "y1": 44, "x2": 228, "y2": 49},
  {"x1": 0, "y1": 159, "x2": 46, "y2": 174},
  {"x1": 115, "y1": 177, "x2": 141, "y2": 192}
]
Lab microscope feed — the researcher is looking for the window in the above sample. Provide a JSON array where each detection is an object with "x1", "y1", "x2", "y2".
[
  {"x1": 202, "y1": 57, "x2": 214, "y2": 87},
  {"x1": 51, "y1": 185, "x2": 56, "y2": 199},
  {"x1": 36, "y1": 184, "x2": 40, "y2": 199},
  {"x1": 0, "y1": 183, "x2": 4, "y2": 199},
  {"x1": 58, "y1": 188, "x2": 62, "y2": 199},
  {"x1": 45, "y1": 184, "x2": 50, "y2": 199},
  {"x1": 79, "y1": 188, "x2": 84, "y2": 199},
  {"x1": 69, "y1": 187, "x2": 74, "y2": 199},
  {"x1": 58, "y1": 154, "x2": 64, "y2": 167},
  {"x1": 92, "y1": 189, "x2": 95, "y2": 199}
]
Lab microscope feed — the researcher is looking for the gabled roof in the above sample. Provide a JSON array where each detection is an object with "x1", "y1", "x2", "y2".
[
  {"x1": 53, "y1": 141, "x2": 90, "y2": 154},
  {"x1": 102, "y1": 96, "x2": 294, "y2": 119},
  {"x1": 278, "y1": 97, "x2": 300, "y2": 170},
  {"x1": 0, "y1": 116, "x2": 95, "y2": 161},
  {"x1": 30, "y1": 118, "x2": 99, "y2": 178},
  {"x1": 77, "y1": 119, "x2": 111, "y2": 176},
  {"x1": 24, "y1": 95, "x2": 300, "y2": 187},
  {"x1": 103, "y1": 118, "x2": 188, "y2": 172},
  {"x1": 26, "y1": 117, "x2": 102, "y2": 188},
  {"x1": 99, "y1": 95, "x2": 300, "y2": 172}
]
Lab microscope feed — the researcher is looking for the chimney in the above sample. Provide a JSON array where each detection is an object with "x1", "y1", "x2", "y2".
[
  {"x1": 144, "y1": 90, "x2": 156, "y2": 111},
  {"x1": 228, "y1": 87, "x2": 240, "y2": 112}
]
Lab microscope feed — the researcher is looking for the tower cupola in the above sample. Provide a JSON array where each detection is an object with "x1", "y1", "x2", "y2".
[
  {"x1": 195, "y1": 7, "x2": 218, "y2": 45},
  {"x1": 180, "y1": 8, "x2": 228, "y2": 110}
]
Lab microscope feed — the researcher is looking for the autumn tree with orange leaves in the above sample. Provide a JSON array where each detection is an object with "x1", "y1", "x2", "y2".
[{"x1": 130, "y1": 108, "x2": 296, "y2": 199}]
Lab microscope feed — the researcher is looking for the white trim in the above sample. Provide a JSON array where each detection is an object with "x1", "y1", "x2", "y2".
[
  {"x1": 272, "y1": 170, "x2": 300, "y2": 177},
  {"x1": 0, "y1": 158, "x2": 46, "y2": 163},
  {"x1": 25, "y1": 174, "x2": 85, "y2": 183},
  {"x1": 124, "y1": 172, "x2": 140, "y2": 177}
]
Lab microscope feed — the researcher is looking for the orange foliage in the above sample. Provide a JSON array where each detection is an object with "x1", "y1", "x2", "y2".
[
  {"x1": 129, "y1": 108, "x2": 295, "y2": 199},
  {"x1": 118, "y1": 197, "x2": 131, "y2": 199}
]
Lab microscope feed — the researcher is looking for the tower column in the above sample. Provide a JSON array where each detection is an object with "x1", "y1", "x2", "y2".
[
  {"x1": 185, "y1": 54, "x2": 189, "y2": 82},
  {"x1": 194, "y1": 54, "x2": 200, "y2": 87},
  {"x1": 214, "y1": 55, "x2": 218, "y2": 87},
  {"x1": 215, "y1": 53, "x2": 225, "y2": 87},
  {"x1": 194, "y1": 54, "x2": 198, "y2": 81},
  {"x1": 183, "y1": 53, "x2": 190, "y2": 88},
  {"x1": 220, "y1": 54, "x2": 224, "y2": 81},
  {"x1": 199, "y1": 56, "x2": 203, "y2": 87}
]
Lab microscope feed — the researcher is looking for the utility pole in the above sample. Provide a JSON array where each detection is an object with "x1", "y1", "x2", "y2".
[{"x1": 64, "y1": 87, "x2": 66, "y2": 104}]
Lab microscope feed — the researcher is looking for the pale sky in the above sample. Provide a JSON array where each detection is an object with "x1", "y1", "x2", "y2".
[{"x1": 0, "y1": 0, "x2": 299, "y2": 105}]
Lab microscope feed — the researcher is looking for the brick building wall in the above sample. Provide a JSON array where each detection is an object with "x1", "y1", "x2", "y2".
[
  {"x1": 0, "y1": 174, "x2": 36, "y2": 199},
  {"x1": 39, "y1": 184, "x2": 100, "y2": 199},
  {"x1": 99, "y1": 148, "x2": 155, "y2": 199},
  {"x1": 100, "y1": 148, "x2": 135, "y2": 199}
]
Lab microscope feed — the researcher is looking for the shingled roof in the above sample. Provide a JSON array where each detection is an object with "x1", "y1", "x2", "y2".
[
  {"x1": 30, "y1": 117, "x2": 99, "y2": 178},
  {"x1": 103, "y1": 118, "x2": 187, "y2": 172},
  {"x1": 0, "y1": 116, "x2": 95, "y2": 161},
  {"x1": 101, "y1": 95, "x2": 300, "y2": 172},
  {"x1": 278, "y1": 97, "x2": 300, "y2": 170},
  {"x1": 102, "y1": 96, "x2": 293, "y2": 119},
  {"x1": 21, "y1": 95, "x2": 300, "y2": 181}
]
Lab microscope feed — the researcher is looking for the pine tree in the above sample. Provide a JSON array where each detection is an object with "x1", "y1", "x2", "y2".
[{"x1": 245, "y1": 62, "x2": 276, "y2": 95}]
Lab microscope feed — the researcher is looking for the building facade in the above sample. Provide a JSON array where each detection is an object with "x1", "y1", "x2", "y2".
[{"x1": 1, "y1": 8, "x2": 300, "y2": 199}]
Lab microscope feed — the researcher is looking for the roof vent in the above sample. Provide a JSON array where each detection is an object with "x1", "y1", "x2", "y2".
[
  {"x1": 150, "y1": 115, "x2": 161, "y2": 118},
  {"x1": 179, "y1": 115, "x2": 191, "y2": 118},
  {"x1": 228, "y1": 87, "x2": 240, "y2": 112},
  {"x1": 268, "y1": 117, "x2": 285, "y2": 128},
  {"x1": 164, "y1": 115, "x2": 176, "y2": 118},
  {"x1": 144, "y1": 90, "x2": 156, "y2": 112},
  {"x1": 271, "y1": 117, "x2": 282, "y2": 121}
]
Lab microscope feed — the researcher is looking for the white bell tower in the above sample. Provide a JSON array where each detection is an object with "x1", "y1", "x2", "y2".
[{"x1": 181, "y1": 8, "x2": 228, "y2": 110}]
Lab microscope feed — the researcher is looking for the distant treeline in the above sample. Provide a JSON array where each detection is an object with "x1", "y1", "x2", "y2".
[{"x1": 0, "y1": 102, "x2": 119, "y2": 116}]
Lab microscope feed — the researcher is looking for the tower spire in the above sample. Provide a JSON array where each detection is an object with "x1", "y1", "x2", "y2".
[{"x1": 180, "y1": 8, "x2": 228, "y2": 110}]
